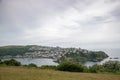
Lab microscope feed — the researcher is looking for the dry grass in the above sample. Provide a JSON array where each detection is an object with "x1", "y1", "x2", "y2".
[{"x1": 0, "y1": 66, "x2": 120, "y2": 80}]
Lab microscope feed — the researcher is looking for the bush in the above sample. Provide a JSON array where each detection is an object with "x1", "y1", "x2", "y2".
[
  {"x1": 57, "y1": 61, "x2": 84, "y2": 72},
  {"x1": 22, "y1": 64, "x2": 28, "y2": 67},
  {"x1": 89, "y1": 61, "x2": 120, "y2": 73},
  {"x1": 0, "y1": 59, "x2": 3, "y2": 64},
  {"x1": 28, "y1": 63, "x2": 37, "y2": 67},
  {"x1": 40, "y1": 65, "x2": 57, "y2": 70},
  {"x1": 89, "y1": 64, "x2": 103, "y2": 73},
  {"x1": 82, "y1": 65, "x2": 89, "y2": 72},
  {"x1": 102, "y1": 61, "x2": 120, "y2": 72},
  {"x1": 3, "y1": 59, "x2": 21, "y2": 66}
]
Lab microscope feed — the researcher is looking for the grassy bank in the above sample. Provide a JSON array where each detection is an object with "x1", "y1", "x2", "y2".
[{"x1": 0, "y1": 66, "x2": 120, "y2": 80}]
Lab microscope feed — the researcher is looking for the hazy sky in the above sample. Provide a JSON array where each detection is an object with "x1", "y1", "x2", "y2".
[{"x1": 0, "y1": 0, "x2": 120, "y2": 49}]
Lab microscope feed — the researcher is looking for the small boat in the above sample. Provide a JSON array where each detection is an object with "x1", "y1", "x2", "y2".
[
  {"x1": 114, "y1": 57, "x2": 119, "y2": 59},
  {"x1": 110, "y1": 57, "x2": 112, "y2": 59}
]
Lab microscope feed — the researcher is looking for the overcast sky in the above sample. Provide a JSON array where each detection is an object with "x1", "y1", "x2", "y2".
[{"x1": 0, "y1": 0, "x2": 120, "y2": 49}]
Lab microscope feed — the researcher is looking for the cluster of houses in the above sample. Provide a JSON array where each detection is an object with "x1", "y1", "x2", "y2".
[{"x1": 26, "y1": 46, "x2": 89, "y2": 58}]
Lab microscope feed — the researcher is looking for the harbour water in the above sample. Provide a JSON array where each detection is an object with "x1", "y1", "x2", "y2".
[
  {"x1": 3, "y1": 58, "x2": 58, "y2": 66},
  {"x1": 84, "y1": 49, "x2": 120, "y2": 66}
]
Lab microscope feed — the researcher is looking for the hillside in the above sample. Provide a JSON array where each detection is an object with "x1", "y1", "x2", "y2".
[
  {"x1": 0, "y1": 45, "x2": 108, "y2": 62},
  {"x1": 0, "y1": 66, "x2": 120, "y2": 80}
]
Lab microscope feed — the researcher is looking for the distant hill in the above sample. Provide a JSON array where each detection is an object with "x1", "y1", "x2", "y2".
[{"x1": 0, "y1": 45, "x2": 108, "y2": 62}]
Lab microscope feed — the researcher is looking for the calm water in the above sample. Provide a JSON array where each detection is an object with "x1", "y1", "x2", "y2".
[
  {"x1": 2, "y1": 49, "x2": 120, "y2": 67},
  {"x1": 14, "y1": 58, "x2": 58, "y2": 66},
  {"x1": 84, "y1": 49, "x2": 120, "y2": 66}
]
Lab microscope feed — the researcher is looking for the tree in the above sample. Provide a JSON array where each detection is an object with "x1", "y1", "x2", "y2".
[
  {"x1": 89, "y1": 64, "x2": 103, "y2": 73},
  {"x1": 57, "y1": 61, "x2": 84, "y2": 72},
  {"x1": 3, "y1": 59, "x2": 21, "y2": 66},
  {"x1": 28, "y1": 63, "x2": 37, "y2": 67},
  {"x1": 102, "y1": 61, "x2": 120, "y2": 72},
  {"x1": 0, "y1": 59, "x2": 3, "y2": 64}
]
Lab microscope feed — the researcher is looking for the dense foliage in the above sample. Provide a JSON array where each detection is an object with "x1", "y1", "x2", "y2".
[
  {"x1": 2, "y1": 59, "x2": 21, "y2": 66},
  {"x1": 103, "y1": 61, "x2": 120, "y2": 72},
  {"x1": 0, "y1": 59, "x2": 120, "y2": 74},
  {"x1": 40, "y1": 65, "x2": 57, "y2": 69},
  {"x1": 27, "y1": 63, "x2": 37, "y2": 67},
  {"x1": 89, "y1": 64, "x2": 103, "y2": 73},
  {"x1": 63, "y1": 51, "x2": 108, "y2": 62},
  {"x1": 57, "y1": 61, "x2": 85, "y2": 72},
  {"x1": 0, "y1": 46, "x2": 32, "y2": 56},
  {"x1": 57, "y1": 61, "x2": 120, "y2": 73}
]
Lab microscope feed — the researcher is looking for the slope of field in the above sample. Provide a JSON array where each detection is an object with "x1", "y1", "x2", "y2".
[{"x1": 0, "y1": 66, "x2": 120, "y2": 80}]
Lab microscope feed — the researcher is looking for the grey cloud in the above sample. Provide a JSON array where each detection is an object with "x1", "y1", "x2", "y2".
[
  {"x1": 0, "y1": 0, "x2": 79, "y2": 41},
  {"x1": 104, "y1": 0, "x2": 120, "y2": 3},
  {"x1": 110, "y1": 7, "x2": 120, "y2": 20},
  {"x1": 0, "y1": 0, "x2": 120, "y2": 50},
  {"x1": 85, "y1": 16, "x2": 113, "y2": 25},
  {"x1": 0, "y1": 0, "x2": 78, "y2": 29}
]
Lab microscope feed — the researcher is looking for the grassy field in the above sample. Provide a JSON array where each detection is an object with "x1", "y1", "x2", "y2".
[{"x1": 0, "y1": 66, "x2": 120, "y2": 80}]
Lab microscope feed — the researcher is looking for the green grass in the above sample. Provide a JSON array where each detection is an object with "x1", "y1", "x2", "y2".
[{"x1": 0, "y1": 66, "x2": 120, "y2": 80}]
